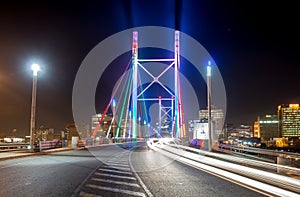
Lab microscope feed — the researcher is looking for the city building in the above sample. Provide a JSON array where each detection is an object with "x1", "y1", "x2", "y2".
[
  {"x1": 253, "y1": 121, "x2": 260, "y2": 138},
  {"x1": 225, "y1": 124, "x2": 253, "y2": 144},
  {"x1": 35, "y1": 126, "x2": 55, "y2": 142},
  {"x1": 91, "y1": 114, "x2": 113, "y2": 137},
  {"x1": 199, "y1": 107, "x2": 224, "y2": 139},
  {"x1": 189, "y1": 119, "x2": 209, "y2": 140},
  {"x1": 255, "y1": 115, "x2": 279, "y2": 142},
  {"x1": 236, "y1": 124, "x2": 252, "y2": 138},
  {"x1": 278, "y1": 104, "x2": 300, "y2": 137}
]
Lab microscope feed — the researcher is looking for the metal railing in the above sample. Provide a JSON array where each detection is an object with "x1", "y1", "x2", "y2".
[
  {"x1": 0, "y1": 143, "x2": 29, "y2": 152},
  {"x1": 218, "y1": 143, "x2": 300, "y2": 160}
]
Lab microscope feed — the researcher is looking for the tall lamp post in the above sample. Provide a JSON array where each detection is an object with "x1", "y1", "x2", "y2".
[
  {"x1": 30, "y1": 63, "x2": 40, "y2": 152},
  {"x1": 138, "y1": 116, "x2": 141, "y2": 138},
  {"x1": 207, "y1": 61, "x2": 212, "y2": 152}
]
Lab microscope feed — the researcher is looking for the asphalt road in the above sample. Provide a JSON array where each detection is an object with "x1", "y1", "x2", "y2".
[
  {"x1": 0, "y1": 143, "x2": 267, "y2": 196},
  {"x1": 130, "y1": 142, "x2": 267, "y2": 197},
  {"x1": 0, "y1": 150, "x2": 101, "y2": 197}
]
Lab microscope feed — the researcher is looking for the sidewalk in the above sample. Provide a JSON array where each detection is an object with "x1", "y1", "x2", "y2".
[{"x1": 0, "y1": 147, "x2": 75, "y2": 161}]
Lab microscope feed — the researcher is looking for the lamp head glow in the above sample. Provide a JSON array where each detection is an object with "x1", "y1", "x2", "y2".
[
  {"x1": 31, "y1": 64, "x2": 40, "y2": 76},
  {"x1": 143, "y1": 120, "x2": 146, "y2": 125},
  {"x1": 208, "y1": 61, "x2": 211, "y2": 66},
  {"x1": 133, "y1": 31, "x2": 138, "y2": 42},
  {"x1": 112, "y1": 99, "x2": 116, "y2": 107},
  {"x1": 207, "y1": 66, "x2": 211, "y2": 77},
  {"x1": 175, "y1": 30, "x2": 179, "y2": 42},
  {"x1": 138, "y1": 116, "x2": 141, "y2": 121}
]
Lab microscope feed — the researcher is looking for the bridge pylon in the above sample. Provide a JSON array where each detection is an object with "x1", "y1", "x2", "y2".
[{"x1": 131, "y1": 31, "x2": 185, "y2": 138}]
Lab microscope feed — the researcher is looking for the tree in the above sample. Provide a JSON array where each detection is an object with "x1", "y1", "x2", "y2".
[{"x1": 12, "y1": 128, "x2": 17, "y2": 137}]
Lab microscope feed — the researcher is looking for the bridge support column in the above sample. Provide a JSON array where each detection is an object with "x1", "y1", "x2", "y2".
[{"x1": 132, "y1": 31, "x2": 138, "y2": 138}]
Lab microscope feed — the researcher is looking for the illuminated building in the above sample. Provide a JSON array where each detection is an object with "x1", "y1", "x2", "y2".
[
  {"x1": 253, "y1": 121, "x2": 260, "y2": 138},
  {"x1": 35, "y1": 126, "x2": 54, "y2": 141},
  {"x1": 236, "y1": 125, "x2": 252, "y2": 138},
  {"x1": 199, "y1": 108, "x2": 224, "y2": 139},
  {"x1": 91, "y1": 114, "x2": 112, "y2": 137},
  {"x1": 189, "y1": 119, "x2": 209, "y2": 140},
  {"x1": 256, "y1": 115, "x2": 279, "y2": 141},
  {"x1": 278, "y1": 104, "x2": 300, "y2": 137}
]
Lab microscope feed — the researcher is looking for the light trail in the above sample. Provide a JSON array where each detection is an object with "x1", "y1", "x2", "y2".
[
  {"x1": 116, "y1": 69, "x2": 133, "y2": 137},
  {"x1": 151, "y1": 142, "x2": 300, "y2": 195},
  {"x1": 168, "y1": 143, "x2": 300, "y2": 176},
  {"x1": 92, "y1": 57, "x2": 132, "y2": 138}
]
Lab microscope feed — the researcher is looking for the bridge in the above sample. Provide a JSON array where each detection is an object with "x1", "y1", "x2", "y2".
[
  {"x1": 1, "y1": 31, "x2": 300, "y2": 197},
  {"x1": 91, "y1": 31, "x2": 187, "y2": 142}
]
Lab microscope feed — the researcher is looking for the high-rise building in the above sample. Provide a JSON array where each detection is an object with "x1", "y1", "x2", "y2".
[
  {"x1": 253, "y1": 121, "x2": 260, "y2": 138},
  {"x1": 199, "y1": 107, "x2": 224, "y2": 139},
  {"x1": 91, "y1": 114, "x2": 113, "y2": 137},
  {"x1": 278, "y1": 104, "x2": 300, "y2": 137},
  {"x1": 256, "y1": 115, "x2": 279, "y2": 141}
]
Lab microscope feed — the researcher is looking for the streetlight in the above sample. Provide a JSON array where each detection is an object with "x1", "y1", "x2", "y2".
[
  {"x1": 138, "y1": 116, "x2": 141, "y2": 138},
  {"x1": 30, "y1": 63, "x2": 40, "y2": 152},
  {"x1": 207, "y1": 61, "x2": 212, "y2": 152}
]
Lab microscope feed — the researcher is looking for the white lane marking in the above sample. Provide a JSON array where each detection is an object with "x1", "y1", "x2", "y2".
[
  {"x1": 105, "y1": 158, "x2": 128, "y2": 161},
  {"x1": 79, "y1": 191, "x2": 103, "y2": 197},
  {"x1": 72, "y1": 163, "x2": 104, "y2": 197},
  {"x1": 106, "y1": 163, "x2": 129, "y2": 168},
  {"x1": 95, "y1": 172, "x2": 137, "y2": 180},
  {"x1": 105, "y1": 161, "x2": 128, "y2": 164},
  {"x1": 86, "y1": 184, "x2": 145, "y2": 197},
  {"x1": 129, "y1": 150, "x2": 154, "y2": 197},
  {"x1": 98, "y1": 168, "x2": 132, "y2": 175},
  {"x1": 101, "y1": 166, "x2": 131, "y2": 171},
  {"x1": 91, "y1": 177, "x2": 140, "y2": 188}
]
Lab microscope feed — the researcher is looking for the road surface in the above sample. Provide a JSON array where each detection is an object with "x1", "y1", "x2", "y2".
[{"x1": 0, "y1": 142, "x2": 267, "y2": 196}]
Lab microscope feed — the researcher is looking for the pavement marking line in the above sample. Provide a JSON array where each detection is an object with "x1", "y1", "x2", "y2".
[
  {"x1": 106, "y1": 163, "x2": 129, "y2": 168},
  {"x1": 129, "y1": 150, "x2": 154, "y2": 197},
  {"x1": 105, "y1": 159, "x2": 128, "y2": 162},
  {"x1": 91, "y1": 177, "x2": 140, "y2": 188},
  {"x1": 79, "y1": 191, "x2": 103, "y2": 197},
  {"x1": 105, "y1": 160, "x2": 128, "y2": 163},
  {"x1": 105, "y1": 161, "x2": 128, "y2": 164},
  {"x1": 101, "y1": 166, "x2": 131, "y2": 171},
  {"x1": 86, "y1": 184, "x2": 146, "y2": 197},
  {"x1": 72, "y1": 163, "x2": 104, "y2": 197},
  {"x1": 98, "y1": 168, "x2": 133, "y2": 175},
  {"x1": 94, "y1": 172, "x2": 137, "y2": 180}
]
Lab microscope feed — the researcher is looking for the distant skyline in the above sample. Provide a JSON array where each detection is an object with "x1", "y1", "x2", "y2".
[{"x1": 0, "y1": 1, "x2": 299, "y2": 136}]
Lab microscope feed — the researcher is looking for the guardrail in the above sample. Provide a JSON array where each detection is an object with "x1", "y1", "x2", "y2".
[
  {"x1": 35, "y1": 140, "x2": 62, "y2": 152},
  {"x1": 0, "y1": 143, "x2": 29, "y2": 152},
  {"x1": 218, "y1": 143, "x2": 300, "y2": 160}
]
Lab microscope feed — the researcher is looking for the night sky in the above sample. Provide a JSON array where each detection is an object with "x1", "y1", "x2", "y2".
[{"x1": 0, "y1": 0, "x2": 299, "y2": 136}]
